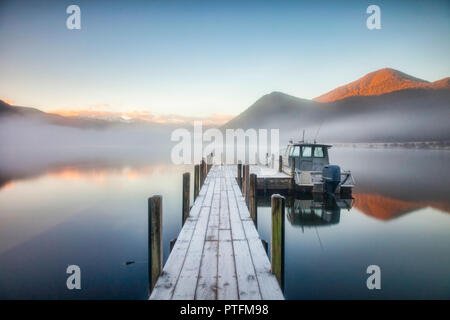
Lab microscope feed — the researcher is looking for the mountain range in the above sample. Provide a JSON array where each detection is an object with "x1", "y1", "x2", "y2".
[
  {"x1": 313, "y1": 68, "x2": 449, "y2": 102},
  {"x1": 1, "y1": 67, "x2": 449, "y2": 143},
  {"x1": 224, "y1": 68, "x2": 450, "y2": 143}
]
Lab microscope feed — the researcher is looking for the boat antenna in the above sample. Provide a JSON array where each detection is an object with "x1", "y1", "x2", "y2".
[
  {"x1": 314, "y1": 121, "x2": 323, "y2": 144},
  {"x1": 302, "y1": 129, "x2": 305, "y2": 142}
]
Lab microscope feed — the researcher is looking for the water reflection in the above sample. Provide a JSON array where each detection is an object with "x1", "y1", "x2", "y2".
[
  {"x1": 287, "y1": 195, "x2": 353, "y2": 228},
  {"x1": 0, "y1": 159, "x2": 191, "y2": 299},
  {"x1": 0, "y1": 147, "x2": 449, "y2": 299}
]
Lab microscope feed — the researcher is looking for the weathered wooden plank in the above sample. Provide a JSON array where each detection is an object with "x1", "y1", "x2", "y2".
[
  {"x1": 241, "y1": 219, "x2": 260, "y2": 241},
  {"x1": 233, "y1": 239, "x2": 261, "y2": 300},
  {"x1": 227, "y1": 189, "x2": 246, "y2": 240},
  {"x1": 151, "y1": 165, "x2": 284, "y2": 300},
  {"x1": 219, "y1": 189, "x2": 230, "y2": 230},
  {"x1": 195, "y1": 240, "x2": 218, "y2": 300},
  {"x1": 190, "y1": 176, "x2": 215, "y2": 218},
  {"x1": 202, "y1": 175, "x2": 216, "y2": 208},
  {"x1": 149, "y1": 238, "x2": 191, "y2": 300},
  {"x1": 217, "y1": 230, "x2": 238, "y2": 300},
  {"x1": 206, "y1": 193, "x2": 220, "y2": 241},
  {"x1": 172, "y1": 205, "x2": 211, "y2": 299},
  {"x1": 247, "y1": 239, "x2": 284, "y2": 300}
]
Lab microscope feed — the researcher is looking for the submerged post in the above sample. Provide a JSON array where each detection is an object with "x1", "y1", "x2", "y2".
[
  {"x1": 148, "y1": 195, "x2": 162, "y2": 293},
  {"x1": 278, "y1": 155, "x2": 282, "y2": 173},
  {"x1": 271, "y1": 194, "x2": 285, "y2": 290},
  {"x1": 194, "y1": 165, "x2": 200, "y2": 200},
  {"x1": 237, "y1": 162, "x2": 242, "y2": 189},
  {"x1": 182, "y1": 172, "x2": 190, "y2": 226},
  {"x1": 249, "y1": 173, "x2": 257, "y2": 226}
]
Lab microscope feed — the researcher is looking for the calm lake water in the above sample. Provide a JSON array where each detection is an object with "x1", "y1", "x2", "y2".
[{"x1": 0, "y1": 147, "x2": 449, "y2": 299}]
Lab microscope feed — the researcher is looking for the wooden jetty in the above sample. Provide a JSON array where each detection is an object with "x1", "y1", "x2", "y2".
[{"x1": 149, "y1": 165, "x2": 284, "y2": 300}]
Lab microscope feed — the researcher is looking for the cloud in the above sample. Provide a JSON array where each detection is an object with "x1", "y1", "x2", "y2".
[
  {"x1": 46, "y1": 109, "x2": 234, "y2": 126},
  {"x1": 87, "y1": 103, "x2": 110, "y2": 109}
]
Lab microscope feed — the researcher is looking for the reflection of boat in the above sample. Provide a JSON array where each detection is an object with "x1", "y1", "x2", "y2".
[
  {"x1": 284, "y1": 141, "x2": 355, "y2": 195},
  {"x1": 287, "y1": 195, "x2": 353, "y2": 228}
]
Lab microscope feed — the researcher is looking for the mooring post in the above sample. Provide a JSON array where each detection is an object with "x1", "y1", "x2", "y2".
[
  {"x1": 249, "y1": 173, "x2": 257, "y2": 226},
  {"x1": 271, "y1": 194, "x2": 285, "y2": 290},
  {"x1": 242, "y1": 164, "x2": 248, "y2": 196},
  {"x1": 207, "y1": 152, "x2": 213, "y2": 173},
  {"x1": 278, "y1": 155, "x2": 283, "y2": 173},
  {"x1": 202, "y1": 158, "x2": 207, "y2": 185},
  {"x1": 290, "y1": 159, "x2": 295, "y2": 192},
  {"x1": 182, "y1": 172, "x2": 190, "y2": 226},
  {"x1": 199, "y1": 161, "x2": 204, "y2": 188},
  {"x1": 245, "y1": 164, "x2": 250, "y2": 206},
  {"x1": 148, "y1": 195, "x2": 162, "y2": 293},
  {"x1": 237, "y1": 162, "x2": 242, "y2": 189},
  {"x1": 169, "y1": 238, "x2": 177, "y2": 253},
  {"x1": 194, "y1": 164, "x2": 200, "y2": 200},
  {"x1": 243, "y1": 164, "x2": 250, "y2": 205}
]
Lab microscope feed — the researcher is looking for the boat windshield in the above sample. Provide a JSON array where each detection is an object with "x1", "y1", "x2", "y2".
[
  {"x1": 290, "y1": 146, "x2": 300, "y2": 157},
  {"x1": 301, "y1": 146, "x2": 312, "y2": 157},
  {"x1": 314, "y1": 146, "x2": 324, "y2": 157}
]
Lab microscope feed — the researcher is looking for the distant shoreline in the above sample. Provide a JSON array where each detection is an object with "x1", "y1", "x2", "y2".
[{"x1": 331, "y1": 141, "x2": 450, "y2": 150}]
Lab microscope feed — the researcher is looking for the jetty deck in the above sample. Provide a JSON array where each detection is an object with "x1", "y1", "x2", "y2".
[{"x1": 149, "y1": 165, "x2": 284, "y2": 300}]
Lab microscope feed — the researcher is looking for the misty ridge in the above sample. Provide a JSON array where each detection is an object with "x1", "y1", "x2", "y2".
[{"x1": 1, "y1": 68, "x2": 449, "y2": 169}]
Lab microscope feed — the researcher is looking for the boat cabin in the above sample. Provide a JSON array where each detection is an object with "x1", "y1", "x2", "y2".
[{"x1": 286, "y1": 142, "x2": 331, "y2": 171}]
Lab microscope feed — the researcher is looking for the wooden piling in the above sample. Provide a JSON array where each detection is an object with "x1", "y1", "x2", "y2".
[
  {"x1": 242, "y1": 164, "x2": 248, "y2": 196},
  {"x1": 290, "y1": 159, "x2": 295, "y2": 191},
  {"x1": 271, "y1": 194, "x2": 285, "y2": 289},
  {"x1": 246, "y1": 165, "x2": 250, "y2": 205},
  {"x1": 237, "y1": 162, "x2": 242, "y2": 189},
  {"x1": 169, "y1": 238, "x2": 177, "y2": 253},
  {"x1": 202, "y1": 158, "x2": 207, "y2": 185},
  {"x1": 243, "y1": 164, "x2": 250, "y2": 205},
  {"x1": 249, "y1": 173, "x2": 257, "y2": 226},
  {"x1": 182, "y1": 172, "x2": 190, "y2": 226},
  {"x1": 290, "y1": 158, "x2": 295, "y2": 176},
  {"x1": 148, "y1": 195, "x2": 162, "y2": 293},
  {"x1": 207, "y1": 152, "x2": 213, "y2": 173},
  {"x1": 194, "y1": 165, "x2": 200, "y2": 200},
  {"x1": 278, "y1": 155, "x2": 282, "y2": 173}
]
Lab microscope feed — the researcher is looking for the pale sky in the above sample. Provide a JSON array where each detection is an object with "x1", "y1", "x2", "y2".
[{"x1": 0, "y1": 0, "x2": 449, "y2": 121}]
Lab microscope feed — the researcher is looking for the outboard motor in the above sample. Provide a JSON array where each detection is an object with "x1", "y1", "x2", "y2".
[{"x1": 322, "y1": 165, "x2": 341, "y2": 194}]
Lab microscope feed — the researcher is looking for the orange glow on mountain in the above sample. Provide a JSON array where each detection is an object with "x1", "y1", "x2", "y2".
[
  {"x1": 314, "y1": 68, "x2": 450, "y2": 103},
  {"x1": 0, "y1": 98, "x2": 15, "y2": 105}
]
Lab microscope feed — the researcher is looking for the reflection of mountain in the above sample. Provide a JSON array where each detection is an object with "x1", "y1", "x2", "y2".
[
  {"x1": 0, "y1": 156, "x2": 175, "y2": 190},
  {"x1": 354, "y1": 193, "x2": 450, "y2": 221},
  {"x1": 224, "y1": 68, "x2": 450, "y2": 143}
]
